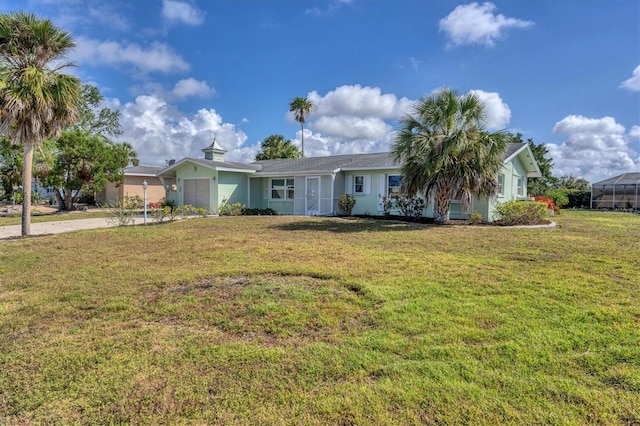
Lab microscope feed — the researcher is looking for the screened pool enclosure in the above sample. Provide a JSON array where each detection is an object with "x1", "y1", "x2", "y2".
[{"x1": 591, "y1": 173, "x2": 640, "y2": 210}]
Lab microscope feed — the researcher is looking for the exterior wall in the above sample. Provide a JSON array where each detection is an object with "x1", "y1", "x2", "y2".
[
  {"x1": 97, "y1": 176, "x2": 164, "y2": 205},
  {"x1": 343, "y1": 161, "x2": 531, "y2": 222},
  {"x1": 122, "y1": 176, "x2": 165, "y2": 205},
  {"x1": 218, "y1": 171, "x2": 249, "y2": 206},
  {"x1": 344, "y1": 170, "x2": 398, "y2": 215},
  {"x1": 487, "y1": 156, "x2": 530, "y2": 221},
  {"x1": 249, "y1": 177, "x2": 265, "y2": 209}
]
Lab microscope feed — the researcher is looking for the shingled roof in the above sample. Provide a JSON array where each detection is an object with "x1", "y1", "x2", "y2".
[{"x1": 252, "y1": 143, "x2": 531, "y2": 175}]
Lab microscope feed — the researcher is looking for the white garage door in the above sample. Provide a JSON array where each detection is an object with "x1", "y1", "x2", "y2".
[{"x1": 183, "y1": 178, "x2": 210, "y2": 208}]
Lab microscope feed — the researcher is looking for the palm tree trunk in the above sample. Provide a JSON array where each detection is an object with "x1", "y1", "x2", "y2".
[
  {"x1": 21, "y1": 141, "x2": 34, "y2": 236},
  {"x1": 300, "y1": 123, "x2": 305, "y2": 158},
  {"x1": 433, "y1": 185, "x2": 454, "y2": 224}
]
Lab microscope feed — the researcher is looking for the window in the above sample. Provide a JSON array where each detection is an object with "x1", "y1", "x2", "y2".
[
  {"x1": 388, "y1": 175, "x2": 402, "y2": 197},
  {"x1": 516, "y1": 177, "x2": 524, "y2": 196},
  {"x1": 271, "y1": 178, "x2": 294, "y2": 199},
  {"x1": 497, "y1": 174, "x2": 505, "y2": 196},
  {"x1": 354, "y1": 176, "x2": 364, "y2": 194}
]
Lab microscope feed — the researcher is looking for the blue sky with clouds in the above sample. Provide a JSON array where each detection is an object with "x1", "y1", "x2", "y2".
[{"x1": 1, "y1": 0, "x2": 638, "y2": 183}]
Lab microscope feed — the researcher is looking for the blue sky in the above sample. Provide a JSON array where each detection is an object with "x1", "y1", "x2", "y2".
[{"x1": 1, "y1": 0, "x2": 638, "y2": 183}]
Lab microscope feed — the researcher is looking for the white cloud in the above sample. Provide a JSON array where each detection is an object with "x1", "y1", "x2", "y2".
[
  {"x1": 306, "y1": 85, "x2": 412, "y2": 120},
  {"x1": 620, "y1": 65, "x2": 640, "y2": 92},
  {"x1": 468, "y1": 89, "x2": 511, "y2": 129},
  {"x1": 172, "y1": 78, "x2": 215, "y2": 99},
  {"x1": 284, "y1": 85, "x2": 412, "y2": 156},
  {"x1": 548, "y1": 115, "x2": 640, "y2": 181},
  {"x1": 116, "y1": 95, "x2": 251, "y2": 165},
  {"x1": 162, "y1": 0, "x2": 204, "y2": 26},
  {"x1": 87, "y1": 4, "x2": 130, "y2": 32},
  {"x1": 74, "y1": 37, "x2": 189, "y2": 73},
  {"x1": 306, "y1": 0, "x2": 353, "y2": 16},
  {"x1": 439, "y1": 2, "x2": 534, "y2": 48}
]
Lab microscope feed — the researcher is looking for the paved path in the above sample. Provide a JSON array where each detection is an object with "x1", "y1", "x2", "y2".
[{"x1": 0, "y1": 217, "x2": 119, "y2": 240}]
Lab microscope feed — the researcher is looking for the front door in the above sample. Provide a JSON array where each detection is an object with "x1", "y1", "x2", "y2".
[{"x1": 306, "y1": 177, "x2": 320, "y2": 215}]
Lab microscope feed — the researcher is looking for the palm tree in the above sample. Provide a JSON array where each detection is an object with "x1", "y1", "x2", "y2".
[
  {"x1": 288, "y1": 97, "x2": 313, "y2": 157},
  {"x1": 255, "y1": 134, "x2": 301, "y2": 160},
  {"x1": 392, "y1": 88, "x2": 507, "y2": 224},
  {"x1": 0, "y1": 12, "x2": 81, "y2": 235}
]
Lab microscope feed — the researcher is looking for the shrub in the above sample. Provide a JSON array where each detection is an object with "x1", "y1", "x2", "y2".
[
  {"x1": 566, "y1": 190, "x2": 591, "y2": 209},
  {"x1": 394, "y1": 195, "x2": 425, "y2": 218},
  {"x1": 379, "y1": 194, "x2": 394, "y2": 215},
  {"x1": 495, "y1": 200, "x2": 548, "y2": 226},
  {"x1": 162, "y1": 198, "x2": 176, "y2": 209},
  {"x1": 164, "y1": 205, "x2": 178, "y2": 222},
  {"x1": 338, "y1": 194, "x2": 356, "y2": 215},
  {"x1": 105, "y1": 199, "x2": 137, "y2": 226},
  {"x1": 218, "y1": 197, "x2": 245, "y2": 216},
  {"x1": 124, "y1": 195, "x2": 143, "y2": 210},
  {"x1": 194, "y1": 207, "x2": 209, "y2": 217},
  {"x1": 175, "y1": 204, "x2": 195, "y2": 219},
  {"x1": 151, "y1": 206, "x2": 168, "y2": 224},
  {"x1": 545, "y1": 189, "x2": 569, "y2": 209},
  {"x1": 242, "y1": 208, "x2": 278, "y2": 216},
  {"x1": 469, "y1": 210, "x2": 483, "y2": 224}
]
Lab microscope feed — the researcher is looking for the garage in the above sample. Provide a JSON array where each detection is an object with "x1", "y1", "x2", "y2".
[{"x1": 183, "y1": 178, "x2": 210, "y2": 208}]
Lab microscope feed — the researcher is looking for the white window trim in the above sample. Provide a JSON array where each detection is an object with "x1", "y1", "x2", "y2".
[
  {"x1": 498, "y1": 174, "x2": 505, "y2": 197},
  {"x1": 270, "y1": 178, "x2": 295, "y2": 200}
]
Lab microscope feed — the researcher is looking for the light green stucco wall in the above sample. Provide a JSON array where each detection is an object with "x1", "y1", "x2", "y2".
[
  {"x1": 218, "y1": 171, "x2": 249, "y2": 206},
  {"x1": 249, "y1": 178, "x2": 265, "y2": 209}
]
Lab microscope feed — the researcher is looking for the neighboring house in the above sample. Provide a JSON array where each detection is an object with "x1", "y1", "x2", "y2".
[
  {"x1": 97, "y1": 165, "x2": 166, "y2": 206},
  {"x1": 591, "y1": 173, "x2": 640, "y2": 210},
  {"x1": 159, "y1": 140, "x2": 541, "y2": 221},
  {"x1": 31, "y1": 180, "x2": 56, "y2": 200}
]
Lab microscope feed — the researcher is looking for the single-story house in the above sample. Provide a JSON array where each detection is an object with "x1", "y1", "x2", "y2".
[
  {"x1": 96, "y1": 165, "x2": 166, "y2": 206},
  {"x1": 157, "y1": 139, "x2": 541, "y2": 221},
  {"x1": 591, "y1": 173, "x2": 640, "y2": 210}
]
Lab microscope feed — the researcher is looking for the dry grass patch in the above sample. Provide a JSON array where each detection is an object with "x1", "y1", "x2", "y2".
[{"x1": 140, "y1": 274, "x2": 375, "y2": 346}]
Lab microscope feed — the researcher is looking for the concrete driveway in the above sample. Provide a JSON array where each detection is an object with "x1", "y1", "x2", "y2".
[{"x1": 0, "y1": 217, "x2": 119, "y2": 240}]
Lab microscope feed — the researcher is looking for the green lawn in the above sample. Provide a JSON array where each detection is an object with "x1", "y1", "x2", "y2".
[{"x1": 1, "y1": 211, "x2": 638, "y2": 424}]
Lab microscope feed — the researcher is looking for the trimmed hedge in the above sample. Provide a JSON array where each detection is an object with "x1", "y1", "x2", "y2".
[{"x1": 495, "y1": 200, "x2": 548, "y2": 226}]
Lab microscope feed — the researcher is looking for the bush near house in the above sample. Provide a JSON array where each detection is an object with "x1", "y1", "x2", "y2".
[
  {"x1": 495, "y1": 200, "x2": 548, "y2": 225},
  {"x1": 338, "y1": 194, "x2": 356, "y2": 215}
]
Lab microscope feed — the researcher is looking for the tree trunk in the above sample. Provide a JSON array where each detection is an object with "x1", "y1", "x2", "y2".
[
  {"x1": 300, "y1": 123, "x2": 305, "y2": 158},
  {"x1": 65, "y1": 186, "x2": 74, "y2": 211},
  {"x1": 55, "y1": 188, "x2": 64, "y2": 211},
  {"x1": 432, "y1": 185, "x2": 454, "y2": 224},
  {"x1": 21, "y1": 141, "x2": 34, "y2": 236}
]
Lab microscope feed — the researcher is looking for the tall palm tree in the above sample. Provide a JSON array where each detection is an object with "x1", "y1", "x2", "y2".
[
  {"x1": 392, "y1": 88, "x2": 507, "y2": 224},
  {"x1": 288, "y1": 96, "x2": 313, "y2": 157},
  {"x1": 0, "y1": 12, "x2": 81, "y2": 235}
]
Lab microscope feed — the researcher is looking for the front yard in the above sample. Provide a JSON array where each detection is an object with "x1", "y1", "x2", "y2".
[{"x1": 0, "y1": 211, "x2": 638, "y2": 424}]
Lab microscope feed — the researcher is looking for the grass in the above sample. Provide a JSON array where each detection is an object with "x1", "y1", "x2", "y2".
[{"x1": 0, "y1": 210, "x2": 638, "y2": 424}]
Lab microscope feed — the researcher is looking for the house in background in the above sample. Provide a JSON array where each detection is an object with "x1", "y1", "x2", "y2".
[
  {"x1": 591, "y1": 173, "x2": 640, "y2": 210},
  {"x1": 96, "y1": 165, "x2": 166, "y2": 206},
  {"x1": 158, "y1": 140, "x2": 541, "y2": 221}
]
